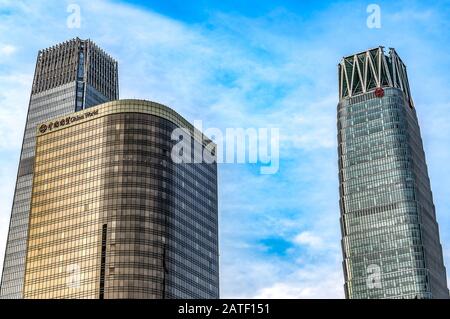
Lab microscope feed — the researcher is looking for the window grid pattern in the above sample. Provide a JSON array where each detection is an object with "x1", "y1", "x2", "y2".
[
  {"x1": 24, "y1": 105, "x2": 219, "y2": 299},
  {"x1": 37, "y1": 99, "x2": 214, "y2": 151},
  {"x1": 338, "y1": 87, "x2": 449, "y2": 299},
  {"x1": 0, "y1": 38, "x2": 118, "y2": 298}
]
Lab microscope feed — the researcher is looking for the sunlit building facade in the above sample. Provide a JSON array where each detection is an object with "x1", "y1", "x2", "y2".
[
  {"x1": 23, "y1": 100, "x2": 219, "y2": 299},
  {"x1": 0, "y1": 38, "x2": 118, "y2": 298},
  {"x1": 337, "y1": 47, "x2": 449, "y2": 299}
]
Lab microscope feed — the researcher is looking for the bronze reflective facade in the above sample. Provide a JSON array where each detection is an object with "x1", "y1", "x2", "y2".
[
  {"x1": 1, "y1": 38, "x2": 118, "y2": 298},
  {"x1": 23, "y1": 100, "x2": 219, "y2": 299}
]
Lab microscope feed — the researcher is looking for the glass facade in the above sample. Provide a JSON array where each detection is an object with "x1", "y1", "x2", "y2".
[
  {"x1": 0, "y1": 38, "x2": 118, "y2": 298},
  {"x1": 338, "y1": 47, "x2": 449, "y2": 298},
  {"x1": 23, "y1": 100, "x2": 219, "y2": 299}
]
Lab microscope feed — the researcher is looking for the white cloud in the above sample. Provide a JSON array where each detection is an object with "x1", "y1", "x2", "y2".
[
  {"x1": 293, "y1": 231, "x2": 324, "y2": 249},
  {"x1": 253, "y1": 265, "x2": 344, "y2": 299},
  {"x1": 0, "y1": 73, "x2": 32, "y2": 150},
  {"x1": 0, "y1": 44, "x2": 16, "y2": 57}
]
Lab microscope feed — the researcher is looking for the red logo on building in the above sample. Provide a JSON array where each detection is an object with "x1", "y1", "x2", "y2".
[{"x1": 375, "y1": 87, "x2": 385, "y2": 98}]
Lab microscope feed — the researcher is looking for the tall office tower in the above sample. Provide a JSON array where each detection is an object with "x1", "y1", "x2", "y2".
[
  {"x1": 23, "y1": 100, "x2": 219, "y2": 299},
  {"x1": 337, "y1": 47, "x2": 449, "y2": 299},
  {"x1": 0, "y1": 38, "x2": 118, "y2": 298}
]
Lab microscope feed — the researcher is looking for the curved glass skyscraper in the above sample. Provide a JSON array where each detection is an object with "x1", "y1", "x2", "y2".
[
  {"x1": 337, "y1": 47, "x2": 449, "y2": 298},
  {"x1": 23, "y1": 100, "x2": 219, "y2": 299}
]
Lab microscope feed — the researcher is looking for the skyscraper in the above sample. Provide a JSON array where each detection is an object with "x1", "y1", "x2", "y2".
[
  {"x1": 23, "y1": 100, "x2": 219, "y2": 299},
  {"x1": 337, "y1": 47, "x2": 449, "y2": 299},
  {"x1": 0, "y1": 38, "x2": 118, "y2": 298}
]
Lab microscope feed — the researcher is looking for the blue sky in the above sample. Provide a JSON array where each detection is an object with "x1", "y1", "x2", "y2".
[{"x1": 1, "y1": 0, "x2": 450, "y2": 298}]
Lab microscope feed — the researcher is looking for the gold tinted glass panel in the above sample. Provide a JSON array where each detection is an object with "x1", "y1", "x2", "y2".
[
  {"x1": 24, "y1": 101, "x2": 219, "y2": 299},
  {"x1": 24, "y1": 117, "x2": 107, "y2": 299}
]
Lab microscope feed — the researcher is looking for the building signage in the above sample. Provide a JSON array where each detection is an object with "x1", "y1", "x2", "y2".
[{"x1": 39, "y1": 109, "x2": 99, "y2": 134}]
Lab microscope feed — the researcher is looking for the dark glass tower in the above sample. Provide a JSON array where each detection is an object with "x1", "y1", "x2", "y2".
[
  {"x1": 0, "y1": 38, "x2": 118, "y2": 298},
  {"x1": 338, "y1": 47, "x2": 449, "y2": 299},
  {"x1": 23, "y1": 100, "x2": 219, "y2": 299}
]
